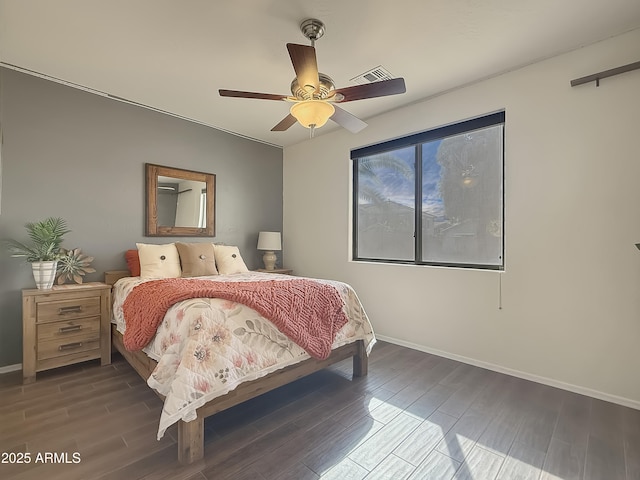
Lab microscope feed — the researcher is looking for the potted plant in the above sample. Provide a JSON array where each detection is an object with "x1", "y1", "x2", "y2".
[
  {"x1": 4, "y1": 217, "x2": 70, "y2": 289},
  {"x1": 56, "y1": 247, "x2": 96, "y2": 284}
]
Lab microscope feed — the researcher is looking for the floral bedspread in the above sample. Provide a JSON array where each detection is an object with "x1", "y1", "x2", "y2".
[{"x1": 111, "y1": 271, "x2": 376, "y2": 439}]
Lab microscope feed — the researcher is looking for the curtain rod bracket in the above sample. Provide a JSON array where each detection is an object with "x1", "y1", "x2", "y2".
[{"x1": 571, "y1": 60, "x2": 640, "y2": 87}]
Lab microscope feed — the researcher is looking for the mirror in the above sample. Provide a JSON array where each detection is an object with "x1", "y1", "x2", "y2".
[{"x1": 145, "y1": 163, "x2": 215, "y2": 236}]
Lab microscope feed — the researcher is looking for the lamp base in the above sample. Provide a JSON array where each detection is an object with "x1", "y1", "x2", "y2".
[{"x1": 262, "y1": 251, "x2": 277, "y2": 271}]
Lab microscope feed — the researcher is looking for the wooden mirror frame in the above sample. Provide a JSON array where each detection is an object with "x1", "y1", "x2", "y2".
[{"x1": 145, "y1": 163, "x2": 215, "y2": 237}]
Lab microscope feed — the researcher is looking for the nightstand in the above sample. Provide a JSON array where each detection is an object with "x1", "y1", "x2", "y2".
[
  {"x1": 22, "y1": 282, "x2": 112, "y2": 384},
  {"x1": 256, "y1": 268, "x2": 293, "y2": 275}
]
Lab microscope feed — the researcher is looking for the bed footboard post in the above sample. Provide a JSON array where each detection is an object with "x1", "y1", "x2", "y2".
[
  {"x1": 353, "y1": 340, "x2": 368, "y2": 377},
  {"x1": 177, "y1": 417, "x2": 204, "y2": 464}
]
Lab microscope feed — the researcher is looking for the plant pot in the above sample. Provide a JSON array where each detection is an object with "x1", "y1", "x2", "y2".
[{"x1": 31, "y1": 261, "x2": 58, "y2": 290}]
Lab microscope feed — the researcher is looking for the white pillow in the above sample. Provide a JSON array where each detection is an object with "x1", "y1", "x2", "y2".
[
  {"x1": 136, "y1": 243, "x2": 181, "y2": 279},
  {"x1": 214, "y1": 245, "x2": 249, "y2": 274}
]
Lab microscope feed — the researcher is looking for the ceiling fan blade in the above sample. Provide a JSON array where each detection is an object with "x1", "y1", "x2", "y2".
[
  {"x1": 287, "y1": 43, "x2": 319, "y2": 93},
  {"x1": 332, "y1": 77, "x2": 406, "y2": 103},
  {"x1": 219, "y1": 89, "x2": 288, "y2": 101},
  {"x1": 330, "y1": 105, "x2": 368, "y2": 133},
  {"x1": 271, "y1": 114, "x2": 298, "y2": 132}
]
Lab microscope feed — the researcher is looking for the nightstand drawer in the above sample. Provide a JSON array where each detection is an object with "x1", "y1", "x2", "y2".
[
  {"x1": 37, "y1": 296, "x2": 101, "y2": 323},
  {"x1": 37, "y1": 316, "x2": 101, "y2": 343},
  {"x1": 37, "y1": 336, "x2": 100, "y2": 361}
]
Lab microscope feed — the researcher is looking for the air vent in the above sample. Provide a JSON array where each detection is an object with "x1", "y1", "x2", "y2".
[{"x1": 350, "y1": 65, "x2": 394, "y2": 85}]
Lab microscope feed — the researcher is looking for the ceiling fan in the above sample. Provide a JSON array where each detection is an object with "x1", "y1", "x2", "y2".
[{"x1": 219, "y1": 18, "x2": 406, "y2": 136}]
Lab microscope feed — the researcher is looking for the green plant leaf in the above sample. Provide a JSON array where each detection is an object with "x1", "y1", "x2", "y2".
[{"x1": 4, "y1": 217, "x2": 70, "y2": 262}]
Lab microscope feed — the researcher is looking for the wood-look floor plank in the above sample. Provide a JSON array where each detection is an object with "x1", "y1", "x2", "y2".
[
  {"x1": 393, "y1": 410, "x2": 457, "y2": 466},
  {"x1": 321, "y1": 457, "x2": 369, "y2": 480},
  {"x1": 584, "y1": 433, "x2": 626, "y2": 480},
  {"x1": 0, "y1": 408, "x2": 72, "y2": 451},
  {"x1": 257, "y1": 418, "x2": 347, "y2": 479},
  {"x1": 96, "y1": 444, "x2": 177, "y2": 480},
  {"x1": 405, "y1": 383, "x2": 457, "y2": 421},
  {"x1": 301, "y1": 415, "x2": 384, "y2": 475},
  {"x1": 437, "y1": 379, "x2": 489, "y2": 419},
  {"x1": 0, "y1": 409, "x2": 25, "y2": 430},
  {"x1": 552, "y1": 391, "x2": 591, "y2": 447},
  {"x1": 272, "y1": 461, "x2": 319, "y2": 480},
  {"x1": 476, "y1": 404, "x2": 523, "y2": 456},
  {"x1": 435, "y1": 407, "x2": 493, "y2": 463},
  {"x1": 540, "y1": 437, "x2": 586, "y2": 480},
  {"x1": 466, "y1": 372, "x2": 519, "y2": 417},
  {"x1": 407, "y1": 450, "x2": 460, "y2": 480},
  {"x1": 367, "y1": 396, "x2": 406, "y2": 425},
  {"x1": 246, "y1": 387, "x2": 328, "y2": 433},
  {"x1": 181, "y1": 474, "x2": 208, "y2": 480},
  {"x1": 419, "y1": 357, "x2": 461, "y2": 385},
  {"x1": 376, "y1": 354, "x2": 441, "y2": 392},
  {"x1": 21, "y1": 379, "x2": 133, "y2": 418},
  {"x1": 439, "y1": 363, "x2": 482, "y2": 389},
  {"x1": 348, "y1": 412, "x2": 422, "y2": 470},
  {"x1": 293, "y1": 378, "x2": 378, "y2": 431},
  {"x1": 330, "y1": 387, "x2": 396, "y2": 428},
  {"x1": 452, "y1": 445, "x2": 504, "y2": 480},
  {"x1": 513, "y1": 403, "x2": 559, "y2": 453},
  {"x1": 496, "y1": 440, "x2": 546, "y2": 480},
  {"x1": 590, "y1": 398, "x2": 626, "y2": 445},
  {"x1": 364, "y1": 454, "x2": 415, "y2": 479},
  {"x1": 383, "y1": 378, "x2": 436, "y2": 413},
  {"x1": 0, "y1": 383, "x2": 61, "y2": 415},
  {"x1": 200, "y1": 421, "x2": 305, "y2": 479}
]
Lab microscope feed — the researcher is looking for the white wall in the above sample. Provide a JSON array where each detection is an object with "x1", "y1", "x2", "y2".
[{"x1": 283, "y1": 29, "x2": 640, "y2": 407}]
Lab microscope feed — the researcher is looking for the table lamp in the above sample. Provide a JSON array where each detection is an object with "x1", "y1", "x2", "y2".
[{"x1": 257, "y1": 231, "x2": 281, "y2": 270}]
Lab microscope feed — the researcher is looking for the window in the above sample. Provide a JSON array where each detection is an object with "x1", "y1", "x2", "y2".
[{"x1": 352, "y1": 111, "x2": 504, "y2": 270}]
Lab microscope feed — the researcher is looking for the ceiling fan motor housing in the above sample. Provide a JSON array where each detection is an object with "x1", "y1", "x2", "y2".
[{"x1": 290, "y1": 72, "x2": 335, "y2": 100}]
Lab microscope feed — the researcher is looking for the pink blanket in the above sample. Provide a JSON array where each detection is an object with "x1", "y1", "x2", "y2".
[{"x1": 122, "y1": 278, "x2": 349, "y2": 359}]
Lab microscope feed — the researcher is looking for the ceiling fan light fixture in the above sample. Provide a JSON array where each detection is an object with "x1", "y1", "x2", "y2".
[{"x1": 290, "y1": 100, "x2": 335, "y2": 129}]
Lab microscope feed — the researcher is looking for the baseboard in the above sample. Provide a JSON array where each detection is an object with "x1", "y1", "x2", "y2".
[
  {"x1": 0, "y1": 363, "x2": 22, "y2": 375},
  {"x1": 376, "y1": 334, "x2": 640, "y2": 411}
]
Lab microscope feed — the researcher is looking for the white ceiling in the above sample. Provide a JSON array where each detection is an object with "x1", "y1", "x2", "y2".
[{"x1": 1, "y1": 0, "x2": 639, "y2": 148}]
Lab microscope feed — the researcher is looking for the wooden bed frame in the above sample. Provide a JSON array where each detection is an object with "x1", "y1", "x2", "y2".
[{"x1": 105, "y1": 270, "x2": 368, "y2": 465}]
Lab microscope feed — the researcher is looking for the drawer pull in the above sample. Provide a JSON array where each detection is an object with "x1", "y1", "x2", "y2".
[
  {"x1": 59, "y1": 325, "x2": 82, "y2": 333},
  {"x1": 58, "y1": 342, "x2": 83, "y2": 351},
  {"x1": 58, "y1": 305, "x2": 83, "y2": 315}
]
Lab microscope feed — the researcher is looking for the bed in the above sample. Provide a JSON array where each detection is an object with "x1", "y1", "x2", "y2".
[{"x1": 104, "y1": 264, "x2": 375, "y2": 465}]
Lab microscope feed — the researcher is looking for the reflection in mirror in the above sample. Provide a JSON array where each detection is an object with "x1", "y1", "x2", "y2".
[
  {"x1": 146, "y1": 164, "x2": 215, "y2": 237},
  {"x1": 157, "y1": 176, "x2": 208, "y2": 228}
]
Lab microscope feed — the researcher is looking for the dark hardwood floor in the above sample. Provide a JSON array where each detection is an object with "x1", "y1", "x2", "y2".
[{"x1": 1, "y1": 341, "x2": 639, "y2": 480}]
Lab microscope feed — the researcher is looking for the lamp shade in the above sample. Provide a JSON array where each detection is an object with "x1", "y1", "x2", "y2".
[
  {"x1": 290, "y1": 100, "x2": 335, "y2": 129},
  {"x1": 257, "y1": 231, "x2": 281, "y2": 251}
]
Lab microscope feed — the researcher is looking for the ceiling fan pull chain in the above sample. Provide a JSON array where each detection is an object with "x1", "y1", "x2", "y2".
[{"x1": 310, "y1": 124, "x2": 316, "y2": 138}]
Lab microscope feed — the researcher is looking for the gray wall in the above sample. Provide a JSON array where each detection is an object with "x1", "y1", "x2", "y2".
[{"x1": 0, "y1": 68, "x2": 283, "y2": 368}]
